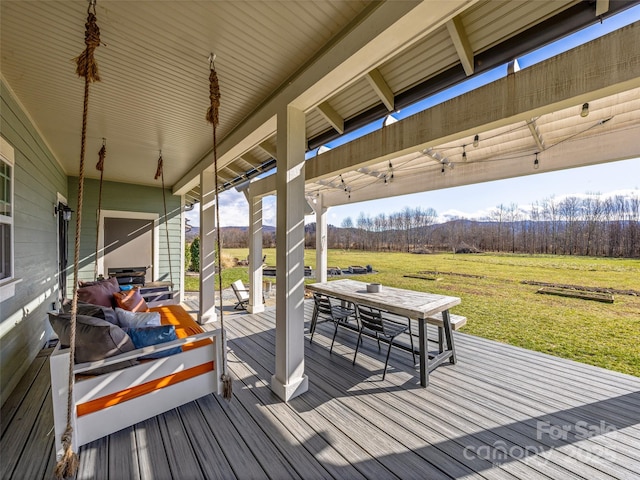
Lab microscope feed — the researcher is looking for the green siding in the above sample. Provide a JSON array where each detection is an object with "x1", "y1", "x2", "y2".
[
  {"x1": 66, "y1": 178, "x2": 182, "y2": 293},
  {"x1": 0, "y1": 80, "x2": 67, "y2": 405},
  {"x1": 1, "y1": 79, "x2": 184, "y2": 406}
]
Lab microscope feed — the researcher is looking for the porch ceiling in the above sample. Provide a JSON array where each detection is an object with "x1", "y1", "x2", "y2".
[{"x1": 1, "y1": 1, "x2": 638, "y2": 203}]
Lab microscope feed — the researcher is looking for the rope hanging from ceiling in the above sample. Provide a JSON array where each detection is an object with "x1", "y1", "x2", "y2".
[
  {"x1": 93, "y1": 139, "x2": 106, "y2": 280},
  {"x1": 154, "y1": 152, "x2": 174, "y2": 288},
  {"x1": 206, "y1": 53, "x2": 232, "y2": 401},
  {"x1": 56, "y1": 0, "x2": 101, "y2": 478}
]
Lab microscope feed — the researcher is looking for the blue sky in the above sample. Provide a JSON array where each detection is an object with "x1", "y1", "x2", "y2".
[{"x1": 189, "y1": 5, "x2": 640, "y2": 229}]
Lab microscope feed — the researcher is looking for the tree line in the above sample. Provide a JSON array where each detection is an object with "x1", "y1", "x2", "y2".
[
  {"x1": 186, "y1": 193, "x2": 639, "y2": 260},
  {"x1": 305, "y1": 193, "x2": 639, "y2": 258}
]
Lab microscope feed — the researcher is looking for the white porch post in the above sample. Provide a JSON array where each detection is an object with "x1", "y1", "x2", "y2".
[
  {"x1": 247, "y1": 191, "x2": 265, "y2": 314},
  {"x1": 271, "y1": 105, "x2": 308, "y2": 401},
  {"x1": 198, "y1": 170, "x2": 217, "y2": 324},
  {"x1": 314, "y1": 195, "x2": 328, "y2": 284},
  {"x1": 177, "y1": 194, "x2": 186, "y2": 304}
]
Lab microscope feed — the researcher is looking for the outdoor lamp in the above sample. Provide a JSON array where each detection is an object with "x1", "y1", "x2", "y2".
[{"x1": 55, "y1": 204, "x2": 74, "y2": 221}]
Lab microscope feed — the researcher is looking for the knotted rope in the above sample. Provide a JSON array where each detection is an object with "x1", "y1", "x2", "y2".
[
  {"x1": 154, "y1": 153, "x2": 174, "y2": 288},
  {"x1": 206, "y1": 54, "x2": 232, "y2": 400},
  {"x1": 55, "y1": 1, "x2": 101, "y2": 478},
  {"x1": 93, "y1": 140, "x2": 106, "y2": 280}
]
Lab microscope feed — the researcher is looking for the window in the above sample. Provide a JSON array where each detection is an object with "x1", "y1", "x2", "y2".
[{"x1": 0, "y1": 137, "x2": 14, "y2": 283}]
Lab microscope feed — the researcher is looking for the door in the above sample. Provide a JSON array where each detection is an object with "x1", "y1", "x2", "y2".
[
  {"x1": 103, "y1": 217, "x2": 153, "y2": 279},
  {"x1": 56, "y1": 201, "x2": 71, "y2": 301}
]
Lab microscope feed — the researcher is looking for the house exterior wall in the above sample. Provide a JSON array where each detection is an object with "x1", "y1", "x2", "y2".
[
  {"x1": 0, "y1": 79, "x2": 184, "y2": 406},
  {"x1": 1, "y1": 80, "x2": 67, "y2": 405},
  {"x1": 66, "y1": 178, "x2": 182, "y2": 298}
]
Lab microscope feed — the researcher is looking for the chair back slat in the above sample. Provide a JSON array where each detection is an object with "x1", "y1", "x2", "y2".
[
  {"x1": 313, "y1": 293, "x2": 334, "y2": 315},
  {"x1": 356, "y1": 305, "x2": 384, "y2": 333}
]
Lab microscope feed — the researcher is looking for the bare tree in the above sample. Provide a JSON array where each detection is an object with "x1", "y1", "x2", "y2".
[{"x1": 341, "y1": 216, "x2": 354, "y2": 250}]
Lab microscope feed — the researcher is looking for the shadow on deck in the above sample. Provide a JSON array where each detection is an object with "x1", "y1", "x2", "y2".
[{"x1": 2, "y1": 301, "x2": 639, "y2": 479}]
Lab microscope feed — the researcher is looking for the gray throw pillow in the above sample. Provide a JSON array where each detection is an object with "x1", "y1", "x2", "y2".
[
  {"x1": 48, "y1": 313, "x2": 138, "y2": 374},
  {"x1": 62, "y1": 301, "x2": 118, "y2": 325}
]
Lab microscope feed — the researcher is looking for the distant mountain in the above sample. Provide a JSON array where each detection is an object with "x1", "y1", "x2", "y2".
[{"x1": 185, "y1": 225, "x2": 276, "y2": 243}]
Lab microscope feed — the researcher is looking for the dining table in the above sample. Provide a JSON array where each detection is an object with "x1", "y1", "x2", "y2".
[{"x1": 306, "y1": 279, "x2": 461, "y2": 386}]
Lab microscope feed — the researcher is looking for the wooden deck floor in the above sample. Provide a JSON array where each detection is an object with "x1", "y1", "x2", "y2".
[{"x1": 2, "y1": 301, "x2": 640, "y2": 479}]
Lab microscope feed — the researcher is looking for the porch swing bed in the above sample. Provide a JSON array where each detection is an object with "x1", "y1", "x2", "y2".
[{"x1": 49, "y1": 303, "x2": 224, "y2": 454}]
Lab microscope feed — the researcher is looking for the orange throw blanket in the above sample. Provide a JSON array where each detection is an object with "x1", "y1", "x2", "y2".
[{"x1": 76, "y1": 304, "x2": 214, "y2": 417}]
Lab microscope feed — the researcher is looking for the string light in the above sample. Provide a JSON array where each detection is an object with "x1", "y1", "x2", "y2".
[
  {"x1": 580, "y1": 102, "x2": 589, "y2": 118},
  {"x1": 473, "y1": 134, "x2": 479, "y2": 147},
  {"x1": 533, "y1": 152, "x2": 539, "y2": 170}
]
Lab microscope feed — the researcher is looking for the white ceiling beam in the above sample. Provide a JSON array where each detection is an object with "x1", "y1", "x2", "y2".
[
  {"x1": 320, "y1": 124, "x2": 640, "y2": 207},
  {"x1": 316, "y1": 102, "x2": 344, "y2": 134},
  {"x1": 446, "y1": 15, "x2": 474, "y2": 76},
  {"x1": 596, "y1": 0, "x2": 610, "y2": 17},
  {"x1": 258, "y1": 141, "x2": 277, "y2": 159},
  {"x1": 527, "y1": 118, "x2": 545, "y2": 152},
  {"x1": 357, "y1": 167, "x2": 388, "y2": 180},
  {"x1": 175, "y1": 0, "x2": 472, "y2": 194},
  {"x1": 366, "y1": 69, "x2": 394, "y2": 111},
  {"x1": 222, "y1": 163, "x2": 245, "y2": 180},
  {"x1": 304, "y1": 23, "x2": 640, "y2": 183},
  {"x1": 248, "y1": 24, "x2": 640, "y2": 203}
]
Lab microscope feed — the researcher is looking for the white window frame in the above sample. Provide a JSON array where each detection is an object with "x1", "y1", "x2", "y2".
[{"x1": 0, "y1": 136, "x2": 18, "y2": 298}]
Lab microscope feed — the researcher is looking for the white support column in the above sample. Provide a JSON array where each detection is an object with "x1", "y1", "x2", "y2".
[
  {"x1": 247, "y1": 191, "x2": 265, "y2": 314},
  {"x1": 314, "y1": 195, "x2": 328, "y2": 284},
  {"x1": 198, "y1": 170, "x2": 217, "y2": 324},
  {"x1": 177, "y1": 195, "x2": 186, "y2": 305},
  {"x1": 271, "y1": 105, "x2": 308, "y2": 401}
]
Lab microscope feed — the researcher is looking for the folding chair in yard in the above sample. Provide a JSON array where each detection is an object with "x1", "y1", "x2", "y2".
[{"x1": 231, "y1": 280, "x2": 250, "y2": 310}]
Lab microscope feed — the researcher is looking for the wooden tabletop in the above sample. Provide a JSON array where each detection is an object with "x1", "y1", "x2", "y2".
[{"x1": 307, "y1": 279, "x2": 460, "y2": 320}]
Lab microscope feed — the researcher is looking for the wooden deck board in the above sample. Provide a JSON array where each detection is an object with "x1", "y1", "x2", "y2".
[
  {"x1": 239, "y1": 309, "x2": 578, "y2": 480},
  {"x1": 10, "y1": 392, "x2": 54, "y2": 480},
  {"x1": 76, "y1": 435, "x2": 108, "y2": 480},
  {"x1": 227, "y1": 351, "x2": 340, "y2": 480},
  {"x1": 135, "y1": 417, "x2": 174, "y2": 480},
  {"x1": 229, "y1": 319, "x2": 402, "y2": 480},
  {"x1": 0, "y1": 352, "x2": 52, "y2": 480},
  {"x1": 157, "y1": 408, "x2": 205, "y2": 479},
  {"x1": 108, "y1": 427, "x2": 141, "y2": 480},
  {"x1": 234, "y1": 311, "x2": 489, "y2": 478},
  {"x1": 178, "y1": 398, "x2": 241, "y2": 480},
  {"x1": 0, "y1": 352, "x2": 47, "y2": 436},
  {"x1": 2, "y1": 300, "x2": 639, "y2": 479}
]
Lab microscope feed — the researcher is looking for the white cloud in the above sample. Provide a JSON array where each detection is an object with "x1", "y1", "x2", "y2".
[
  {"x1": 438, "y1": 189, "x2": 639, "y2": 223},
  {"x1": 439, "y1": 208, "x2": 491, "y2": 222},
  {"x1": 185, "y1": 190, "x2": 278, "y2": 227}
]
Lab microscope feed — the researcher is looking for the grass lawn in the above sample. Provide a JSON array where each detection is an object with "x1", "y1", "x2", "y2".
[{"x1": 187, "y1": 249, "x2": 640, "y2": 377}]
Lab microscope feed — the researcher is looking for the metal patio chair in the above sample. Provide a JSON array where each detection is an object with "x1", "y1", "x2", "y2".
[
  {"x1": 309, "y1": 293, "x2": 356, "y2": 353},
  {"x1": 353, "y1": 304, "x2": 414, "y2": 380}
]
